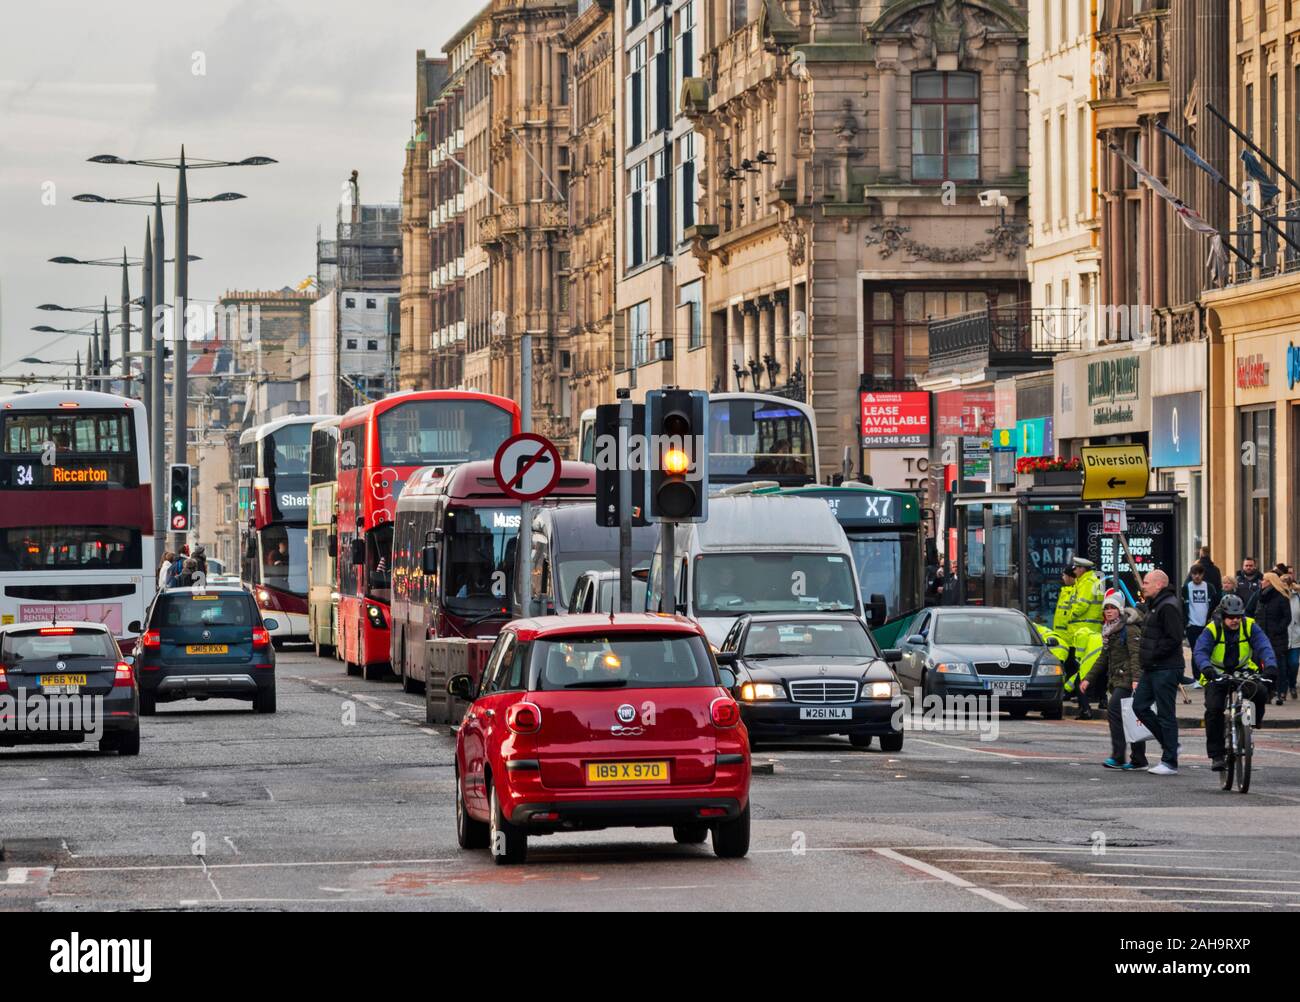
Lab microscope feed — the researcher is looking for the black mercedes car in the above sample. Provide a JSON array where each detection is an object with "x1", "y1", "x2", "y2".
[
  {"x1": 716, "y1": 614, "x2": 904, "y2": 750},
  {"x1": 892, "y1": 607, "x2": 1064, "y2": 719}
]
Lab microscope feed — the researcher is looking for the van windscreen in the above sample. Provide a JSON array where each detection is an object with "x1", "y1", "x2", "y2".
[{"x1": 694, "y1": 554, "x2": 857, "y2": 615}]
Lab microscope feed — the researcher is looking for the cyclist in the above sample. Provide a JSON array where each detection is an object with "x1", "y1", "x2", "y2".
[{"x1": 1192, "y1": 594, "x2": 1277, "y2": 772}]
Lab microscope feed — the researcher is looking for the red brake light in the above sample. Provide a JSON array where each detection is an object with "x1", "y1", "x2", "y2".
[
  {"x1": 253, "y1": 627, "x2": 271, "y2": 649},
  {"x1": 710, "y1": 696, "x2": 740, "y2": 728},
  {"x1": 142, "y1": 629, "x2": 161, "y2": 650},
  {"x1": 507, "y1": 702, "x2": 542, "y2": 734},
  {"x1": 0, "y1": 666, "x2": 7, "y2": 694},
  {"x1": 39, "y1": 627, "x2": 75, "y2": 635},
  {"x1": 113, "y1": 662, "x2": 134, "y2": 687}
]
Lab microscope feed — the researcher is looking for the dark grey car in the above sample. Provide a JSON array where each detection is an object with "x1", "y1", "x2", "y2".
[{"x1": 893, "y1": 607, "x2": 1065, "y2": 719}]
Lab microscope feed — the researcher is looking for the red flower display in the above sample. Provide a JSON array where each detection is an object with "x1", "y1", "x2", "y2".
[{"x1": 1015, "y1": 455, "x2": 1081, "y2": 474}]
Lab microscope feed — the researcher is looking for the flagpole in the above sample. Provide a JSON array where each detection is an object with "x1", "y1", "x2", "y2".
[
  {"x1": 1204, "y1": 102, "x2": 1300, "y2": 196},
  {"x1": 1107, "y1": 143, "x2": 1252, "y2": 269},
  {"x1": 1156, "y1": 121, "x2": 1300, "y2": 257}
]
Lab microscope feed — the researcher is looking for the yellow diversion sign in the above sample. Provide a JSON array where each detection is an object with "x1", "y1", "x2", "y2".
[{"x1": 1081, "y1": 444, "x2": 1149, "y2": 501}]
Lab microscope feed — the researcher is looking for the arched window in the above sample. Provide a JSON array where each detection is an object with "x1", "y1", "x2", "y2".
[{"x1": 911, "y1": 71, "x2": 980, "y2": 181}]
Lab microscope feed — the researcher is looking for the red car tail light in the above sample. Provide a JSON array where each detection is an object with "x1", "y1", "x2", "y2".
[
  {"x1": 710, "y1": 696, "x2": 740, "y2": 728},
  {"x1": 507, "y1": 702, "x2": 542, "y2": 734},
  {"x1": 39, "y1": 627, "x2": 75, "y2": 635},
  {"x1": 141, "y1": 629, "x2": 161, "y2": 650},
  {"x1": 252, "y1": 627, "x2": 271, "y2": 649},
  {"x1": 698, "y1": 807, "x2": 727, "y2": 818},
  {"x1": 112, "y1": 662, "x2": 134, "y2": 688},
  {"x1": 0, "y1": 666, "x2": 7, "y2": 693}
]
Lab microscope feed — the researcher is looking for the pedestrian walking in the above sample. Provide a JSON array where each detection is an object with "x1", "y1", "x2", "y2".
[
  {"x1": 1194, "y1": 594, "x2": 1277, "y2": 772},
  {"x1": 1132, "y1": 569, "x2": 1185, "y2": 775},
  {"x1": 1181, "y1": 563, "x2": 1219, "y2": 652},
  {"x1": 1256, "y1": 571, "x2": 1293, "y2": 704},
  {"x1": 1080, "y1": 591, "x2": 1147, "y2": 771},
  {"x1": 1189, "y1": 546, "x2": 1223, "y2": 593},
  {"x1": 1285, "y1": 571, "x2": 1300, "y2": 701},
  {"x1": 157, "y1": 551, "x2": 175, "y2": 589},
  {"x1": 1237, "y1": 556, "x2": 1265, "y2": 611}
]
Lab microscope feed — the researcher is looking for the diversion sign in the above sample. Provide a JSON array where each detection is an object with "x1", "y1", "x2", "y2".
[{"x1": 860, "y1": 391, "x2": 931, "y2": 449}]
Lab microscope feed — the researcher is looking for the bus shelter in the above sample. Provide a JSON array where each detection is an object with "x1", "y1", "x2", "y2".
[{"x1": 952, "y1": 486, "x2": 1186, "y2": 627}]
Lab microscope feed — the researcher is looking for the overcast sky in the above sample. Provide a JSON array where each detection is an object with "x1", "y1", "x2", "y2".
[{"x1": 0, "y1": 0, "x2": 457, "y2": 382}]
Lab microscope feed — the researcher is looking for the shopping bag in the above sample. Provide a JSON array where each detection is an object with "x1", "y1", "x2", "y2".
[{"x1": 1121, "y1": 697, "x2": 1155, "y2": 744}]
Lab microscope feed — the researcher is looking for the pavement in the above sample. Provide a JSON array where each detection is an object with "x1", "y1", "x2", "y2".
[{"x1": 8, "y1": 645, "x2": 1300, "y2": 912}]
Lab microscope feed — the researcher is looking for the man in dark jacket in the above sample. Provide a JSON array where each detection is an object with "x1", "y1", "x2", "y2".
[
  {"x1": 1237, "y1": 557, "x2": 1264, "y2": 611},
  {"x1": 1133, "y1": 570, "x2": 1185, "y2": 775},
  {"x1": 1256, "y1": 572, "x2": 1293, "y2": 703}
]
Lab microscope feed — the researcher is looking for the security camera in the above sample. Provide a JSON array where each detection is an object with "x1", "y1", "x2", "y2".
[{"x1": 979, "y1": 189, "x2": 1010, "y2": 209}]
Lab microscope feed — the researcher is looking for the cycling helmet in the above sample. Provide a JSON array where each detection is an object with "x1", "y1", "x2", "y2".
[{"x1": 1218, "y1": 594, "x2": 1246, "y2": 617}]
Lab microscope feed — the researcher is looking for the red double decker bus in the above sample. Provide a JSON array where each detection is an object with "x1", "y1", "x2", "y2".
[{"x1": 336, "y1": 390, "x2": 520, "y2": 678}]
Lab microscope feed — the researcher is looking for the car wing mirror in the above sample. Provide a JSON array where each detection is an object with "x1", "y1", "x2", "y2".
[
  {"x1": 715, "y1": 650, "x2": 738, "y2": 666},
  {"x1": 867, "y1": 593, "x2": 888, "y2": 628},
  {"x1": 718, "y1": 666, "x2": 737, "y2": 689},
  {"x1": 882, "y1": 648, "x2": 903, "y2": 664},
  {"x1": 127, "y1": 620, "x2": 143, "y2": 635},
  {"x1": 447, "y1": 673, "x2": 473, "y2": 700},
  {"x1": 904, "y1": 634, "x2": 926, "y2": 646}
]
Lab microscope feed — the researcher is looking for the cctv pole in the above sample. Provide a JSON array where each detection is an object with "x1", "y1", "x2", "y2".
[
  {"x1": 119, "y1": 251, "x2": 131, "y2": 394},
  {"x1": 172, "y1": 151, "x2": 189, "y2": 552},
  {"x1": 618, "y1": 396, "x2": 633, "y2": 613},
  {"x1": 141, "y1": 221, "x2": 153, "y2": 415},
  {"x1": 151, "y1": 186, "x2": 167, "y2": 541},
  {"x1": 518, "y1": 333, "x2": 533, "y2": 617}
]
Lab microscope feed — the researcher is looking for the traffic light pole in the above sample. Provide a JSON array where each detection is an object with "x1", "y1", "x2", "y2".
[
  {"x1": 618, "y1": 397, "x2": 633, "y2": 614},
  {"x1": 518, "y1": 333, "x2": 533, "y2": 618},
  {"x1": 660, "y1": 521, "x2": 675, "y2": 615}
]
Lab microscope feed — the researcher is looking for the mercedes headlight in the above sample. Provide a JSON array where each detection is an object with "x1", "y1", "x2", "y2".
[
  {"x1": 739, "y1": 682, "x2": 783, "y2": 701},
  {"x1": 862, "y1": 680, "x2": 901, "y2": 700}
]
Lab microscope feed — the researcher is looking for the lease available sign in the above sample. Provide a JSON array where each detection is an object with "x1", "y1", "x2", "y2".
[{"x1": 860, "y1": 391, "x2": 931, "y2": 449}]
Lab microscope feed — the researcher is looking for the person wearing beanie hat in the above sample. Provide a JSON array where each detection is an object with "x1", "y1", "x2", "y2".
[{"x1": 1080, "y1": 588, "x2": 1147, "y2": 770}]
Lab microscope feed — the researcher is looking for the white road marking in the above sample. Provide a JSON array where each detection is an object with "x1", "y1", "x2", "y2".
[
  {"x1": 57, "y1": 857, "x2": 460, "y2": 873},
  {"x1": 223, "y1": 837, "x2": 240, "y2": 856},
  {"x1": 993, "y1": 882, "x2": 1300, "y2": 896},
  {"x1": 396, "y1": 702, "x2": 423, "y2": 710},
  {"x1": 908, "y1": 738, "x2": 1077, "y2": 761},
  {"x1": 873, "y1": 847, "x2": 1027, "y2": 910},
  {"x1": 1038, "y1": 897, "x2": 1275, "y2": 907}
]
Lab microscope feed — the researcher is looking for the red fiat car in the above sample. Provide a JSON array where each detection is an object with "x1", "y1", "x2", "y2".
[{"x1": 450, "y1": 613, "x2": 751, "y2": 864}]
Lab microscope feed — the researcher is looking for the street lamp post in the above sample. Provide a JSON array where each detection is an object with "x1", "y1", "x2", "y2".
[
  {"x1": 153, "y1": 186, "x2": 166, "y2": 541},
  {"x1": 88, "y1": 147, "x2": 273, "y2": 549}
]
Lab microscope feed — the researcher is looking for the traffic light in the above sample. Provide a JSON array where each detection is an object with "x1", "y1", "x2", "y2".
[
  {"x1": 647, "y1": 389, "x2": 708, "y2": 522},
  {"x1": 168, "y1": 463, "x2": 193, "y2": 532},
  {"x1": 594, "y1": 403, "x2": 648, "y2": 527}
]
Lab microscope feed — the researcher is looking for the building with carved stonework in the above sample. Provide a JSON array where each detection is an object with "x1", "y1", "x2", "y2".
[
  {"x1": 564, "y1": 0, "x2": 617, "y2": 423},
  {"x1": 474, "y1": 0, "x2": 575, "y2": 449},
  {"x1": 680, "y1": 0, "x2": 1030, "y2": 486},
  {"x1": 1203, "y1": 0, "x2": 1300, "y2": 571}
]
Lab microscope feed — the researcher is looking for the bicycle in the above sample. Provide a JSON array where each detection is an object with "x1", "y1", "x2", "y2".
[{"x1": 1216, "y1": 671, "x2": 1272, "y2": 794}]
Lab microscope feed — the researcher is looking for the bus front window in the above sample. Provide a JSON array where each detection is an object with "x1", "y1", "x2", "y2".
[
  {"x1": 846, "y1": 531, "x2": 923, "y2": 623},
  {"x1": 443, "y1": 507, "x2": 518, "y2": 614},
  {"x1": 708, "y1": 400, "x2": 814, "y2": 483}
]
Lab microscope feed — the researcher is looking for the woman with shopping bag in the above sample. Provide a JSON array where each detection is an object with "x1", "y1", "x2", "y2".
[{"x1": 1079, "y1": 590, "x2": 1148, "y2": 770}]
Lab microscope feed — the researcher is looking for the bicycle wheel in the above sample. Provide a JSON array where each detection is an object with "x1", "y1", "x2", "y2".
[
  {"x1": 1236, "y1": 715, "x2": 1253, "y2": 794},
  {"x1": 1221, "y1": 701, "x2": 1236, "y2": 792}
]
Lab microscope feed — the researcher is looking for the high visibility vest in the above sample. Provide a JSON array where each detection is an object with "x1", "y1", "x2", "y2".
[
  {"x1": 1052, "y1": 584, "x2": 1076, "y2": 634},
  {"x1": 1067, "y1": 571, "x2": 1105, "y2": 645},
  {"x1": 1035, "y1": 623, "x2": 1070, "y2": 667},
  {"x1": 1064, "y1": 631, "x2": 1103, "y2": 693},
  {"x1": 1197, "y1": 618, "x2": 1259, "y2": 686}
]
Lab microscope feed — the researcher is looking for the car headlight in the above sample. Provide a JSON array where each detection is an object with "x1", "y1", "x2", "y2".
[
  {"x1": 862, "y1": 680, "x2": 900, "y2": 700},
  {"x1": 739, "y1": 682, "x2": 783, "y2": 701},
  {"x1": 1035, "y1": 661, "x2": 1063, "y2": 677},
  {"x1": 934, "y1": 662, "x2": 972, "y2": 675}
]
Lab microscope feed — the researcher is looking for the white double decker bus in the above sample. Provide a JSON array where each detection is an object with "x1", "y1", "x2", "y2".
[{"x1": 0, "y1": 389, "x2": 156, "y2": 643}]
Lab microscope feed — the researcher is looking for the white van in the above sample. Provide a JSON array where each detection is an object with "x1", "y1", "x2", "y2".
[{"x1": 647, "y1": 495, "x2": 864, "y2": 648}]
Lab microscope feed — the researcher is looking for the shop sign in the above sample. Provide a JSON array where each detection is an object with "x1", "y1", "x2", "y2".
[{"x1": 1236, "y1": 353, "x2": 1271, "y2": 390}]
